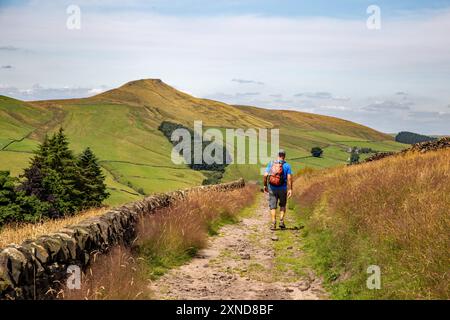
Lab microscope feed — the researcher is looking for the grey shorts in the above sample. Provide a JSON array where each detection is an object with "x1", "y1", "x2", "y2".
[{"x1": 269, "y1": 188, "x2": 287, "y2": 210}]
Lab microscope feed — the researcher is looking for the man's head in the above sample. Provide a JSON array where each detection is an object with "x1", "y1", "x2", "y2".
[{"x1": 278, "y1": 149, "x2": 286, "y2": 160}]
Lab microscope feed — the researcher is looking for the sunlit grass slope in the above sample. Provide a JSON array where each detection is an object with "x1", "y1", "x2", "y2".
[
  {"x1": 293, "y1": 149, "x2": 450, "y2": 299},
  {"x1": 0, "y1": 95, "x2": 52, "y2": 148}
]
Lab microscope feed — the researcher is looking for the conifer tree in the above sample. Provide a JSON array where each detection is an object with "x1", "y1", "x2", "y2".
[
  {"x1": 49, "y1": 128, "x2": 82, "y2": 211},
  {"x1": 0, "y1": 171, "x2": 16, "y2": 204},
  {"x1": 77, "y1": 147, "x2": 109, "y2": 207},
  {"x1": 19, "y1": 140, "x2": 47, "y2": 201},
  {"x1": 19, "y1": 128, "x2": 80, "y2": 216},
  {"x1": 0, "y1": 171, "x2": 20, "y2": 224},
  {"x1": 19, "y1": 134, "x2": 51, "y2": 197}
]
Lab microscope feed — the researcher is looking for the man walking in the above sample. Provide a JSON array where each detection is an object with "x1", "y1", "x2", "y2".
[{"x1": 263, "y1": 149, "x2": 293, "y2": 230}]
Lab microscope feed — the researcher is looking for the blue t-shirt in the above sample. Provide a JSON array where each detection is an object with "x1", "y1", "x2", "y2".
[{"x1": 265, "y1": 160, "x2": 293, "y2": 190}]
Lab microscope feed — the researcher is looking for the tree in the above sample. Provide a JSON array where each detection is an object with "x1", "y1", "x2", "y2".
[
  {"x1": 311, "y1": 147, "x2": 323, "y2": 158},
  {"x1": 2, "y1": 130, "x2": 110, "y2": 225},
  {"x1": 52, "y1": 129, "x2": 84, "y2": 212},
  {"x1": 1, "y1": 170, "x2": 52, "y2": 225},
  {"x1": 349, "y1": 152, "x2": 360, "y2": 165},
  {"x1": 395, "y1": 131, "x2": 437, "y2": 144},
  {"x1": 77, "y1": 147, "x2": 109, "y2": 208},
  {"x1": 14, "y1": 192, "x2": 51, "y2": 223},
  {"x1": 360, "y1": 147, "x2": 374, "y2": 154},
  {"x1": 19, "y1": 160, "x2": 47, "y2": 202},
  {"x1": 0, "y1": 171, "x2": 17, "y2": 205},
  {"x1": 0, "y1": 171, "x2": 20, "y2": 224},
  {"x1": 19, "y1": 134, "x2": 51, "y2": 199},
  {"x1": 19, "y1": 128, "x2": 81, "y2": 217},
  {"x1": 158, "y1": 121, "x2": 230, "y2": 185}
]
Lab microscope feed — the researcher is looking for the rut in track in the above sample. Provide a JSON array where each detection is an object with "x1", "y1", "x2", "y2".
[{"x1": 149, "y1": 194, "x2": 328, "y2": 300}]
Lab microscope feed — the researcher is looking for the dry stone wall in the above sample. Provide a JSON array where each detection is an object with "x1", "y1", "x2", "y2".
[
  {"x1": 0, "y1": 179, "x2": 245, "y2": 300},
  {"x1": 364, "y1": 136, "x2": 450, "y2": 163}
]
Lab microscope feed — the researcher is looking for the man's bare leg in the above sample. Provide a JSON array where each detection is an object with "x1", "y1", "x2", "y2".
[
  {"x1": 270, "y1": 208, "x2": 277, "y2": 224},
  {"x1": 279, "y1": 207, "x2": 286, "y2": 228},
  {"x1": 279, "y1": 207, "x2": 286, "y2": 221}
]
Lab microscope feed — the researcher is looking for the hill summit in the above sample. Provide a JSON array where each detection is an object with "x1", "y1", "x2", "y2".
[{"x1": 95, "y1": 79, "x2": 184, "y2": 104}]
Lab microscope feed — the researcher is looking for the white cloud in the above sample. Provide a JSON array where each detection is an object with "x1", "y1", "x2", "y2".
[
  {"x1": 294, "y1": 92, "x2": 350, "y2": 101},
  {"x1": 0, "y1": 84, "x2": 108, "y2": 100},
  {"x1": 88, "y1": 88, "x2": 107, "y2": 95},
  {"x1": 295, "y1": 92, "x2": 333, "y2": 99},
  {"x1": 232, "y1": 78, "x2": 264, "y2": 85},
  {"x1": 0, "y1": 46, "x2": 21, "y2": 51},
  {"x1": 317, "y1": 105, "x2": 351, "y2": 111},
  {"x1": 363, "y1": 100, "x2": 413, "y2": 111}
]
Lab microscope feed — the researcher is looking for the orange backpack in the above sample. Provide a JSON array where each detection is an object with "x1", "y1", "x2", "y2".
[{"x1": 268, "y1": 161, "x2": 284, "y2": 186}]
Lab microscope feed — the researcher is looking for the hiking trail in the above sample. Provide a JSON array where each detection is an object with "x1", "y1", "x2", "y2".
[{"x1": 149, "y1": 194, "x2": 328, "y2": 300}]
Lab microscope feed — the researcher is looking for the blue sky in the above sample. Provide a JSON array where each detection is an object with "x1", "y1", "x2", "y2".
[
  {"x1": 3, "y1": 0, "x2": 450, "y2": 17},
  {"x1": 1, "y1": 0, "x2": 450, "y2": 134}
]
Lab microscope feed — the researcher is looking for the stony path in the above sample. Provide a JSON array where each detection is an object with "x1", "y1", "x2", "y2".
[{"x1": 149, "y1": 194, "x2": 328, "y2": 300}]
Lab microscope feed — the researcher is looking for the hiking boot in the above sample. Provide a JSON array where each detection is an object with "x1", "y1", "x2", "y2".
[
  {"x1": 270, "y1": 222, "x2": 277, "y2": 231},
  {"x1": 279, "y1": 220, "x2": 286, "y2": 229}
]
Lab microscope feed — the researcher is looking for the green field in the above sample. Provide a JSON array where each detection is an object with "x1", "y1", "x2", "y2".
[
  {"x1": 0, "y1": 79, "x2": 408, "y2": 206},
  {"x1": 223, "y1": 129, "x2": 407, "y2": 180}
]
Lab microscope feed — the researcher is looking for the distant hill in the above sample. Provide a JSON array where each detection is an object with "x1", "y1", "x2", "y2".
[
  {"x1": 395, "y1": 131, "x2": 437, "y2": 144},
  {"x1": 0, "y1": 79, "x2": 407, "y2": 205}
]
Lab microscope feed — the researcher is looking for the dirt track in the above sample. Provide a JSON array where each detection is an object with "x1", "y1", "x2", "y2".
[{"x1": 149, "y1": 195, "x2": 327, "y2": 300}]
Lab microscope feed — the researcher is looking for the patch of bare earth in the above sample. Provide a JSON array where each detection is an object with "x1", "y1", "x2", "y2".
[{"x1": 149, "y1": 195, "x2": 327, "y2": 300}]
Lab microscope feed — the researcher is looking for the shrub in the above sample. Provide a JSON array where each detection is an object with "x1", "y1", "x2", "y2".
[
  {"x1": 348, "y1": 152, "x2": 360, "y2": 164},
  {"x1": 0, "y1": 171, "x2": 51, "y2": 225},
  {"x1": 311, "y1": 147, "x2": 323, "y2": 157}
]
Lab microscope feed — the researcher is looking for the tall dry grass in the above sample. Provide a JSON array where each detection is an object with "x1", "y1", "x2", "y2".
[
  {"x1": 294, "y1": 149, "x2": 450, "y2": 299},
  {"x1": 64, "y1": 185, "x2": 257, "y2": 300},
  {"x1": 0, "y1": 207, "x2": 108, "y2": 248},
  {"x1": 62, "y1": 246, "x2": 150, "y2": 300},
  {"x1": 136, "y1": 186, "x2": 257, "y2": 263}
]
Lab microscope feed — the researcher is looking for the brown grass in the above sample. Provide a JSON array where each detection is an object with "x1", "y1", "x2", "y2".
[
  {"x1": 0, "y1": 207, "x2": 108, "y2": 248},
  {"x1": 136, "y1": 186, "x2": 257, "y2": 254},
  {"x1": 294, "y1": 149, "x2": 450, "y2": 299},
  {"x1": 61, "y1": 246, "x2": 150, "y2": 300},
  {"x1": 63, "y1": 185, "x2": 258, "y2": 300}
]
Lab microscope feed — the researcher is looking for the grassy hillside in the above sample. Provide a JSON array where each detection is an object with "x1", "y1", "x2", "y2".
[
  {"x1": 0, "y1": 96, "x2": 52, "y2": 149},
  {"x1": 292, "y1": 149, "x2": 450, "y2": 299},
  {"x1": 0, "y1": 79, "x2": 407, "y2": 205},
  {"x1": 233, "y1": 104, "x2": 391, "y2": 140}
]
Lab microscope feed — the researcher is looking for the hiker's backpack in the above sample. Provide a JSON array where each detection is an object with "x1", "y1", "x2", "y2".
[{"x1": 268, "y1": 161, "x2": 285, "y2": 186}]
